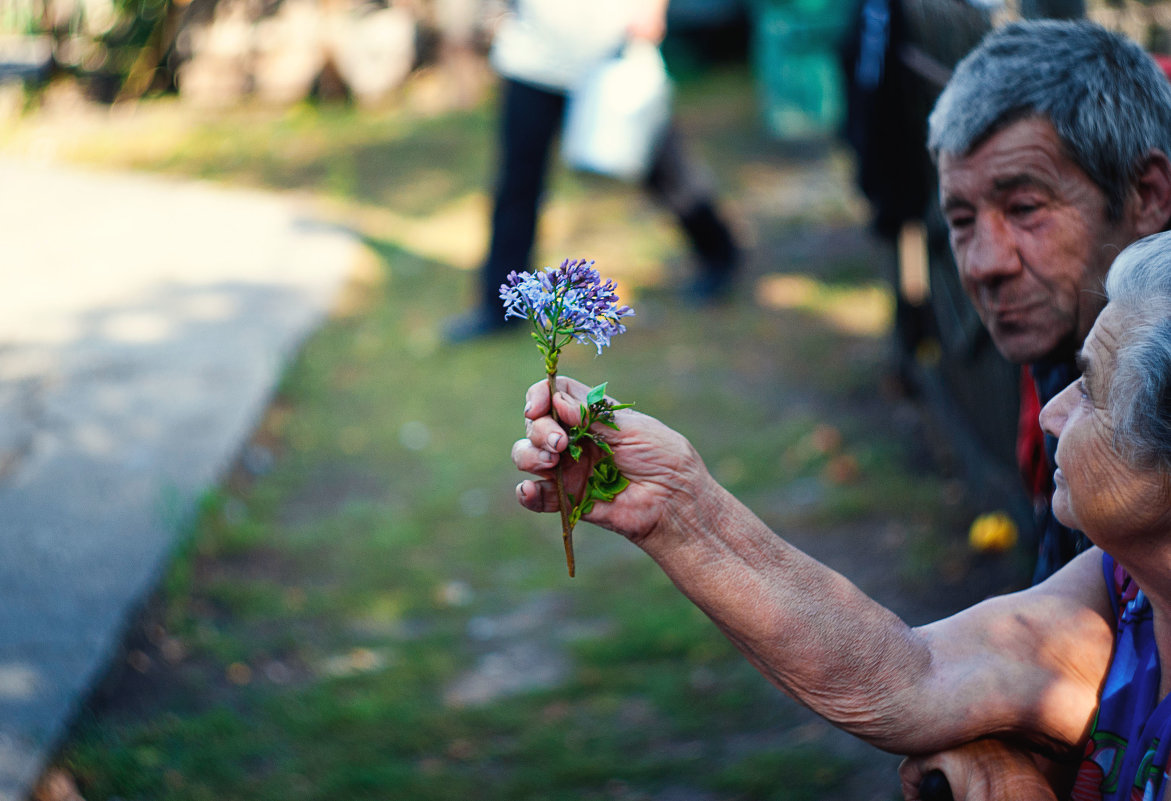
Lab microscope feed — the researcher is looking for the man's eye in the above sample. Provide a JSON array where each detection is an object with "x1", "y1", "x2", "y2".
[
  {"x1": 1009, "y1": 202, "x2": 1040, "y2": 217},
  {"x1": 1077, "y1": 379, "x2": 1090, "y2": 401},
  {"x1": 947, "y1": 215, "x2": 974, "y2": 231}
]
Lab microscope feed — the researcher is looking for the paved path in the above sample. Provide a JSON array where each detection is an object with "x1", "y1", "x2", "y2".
[{"x1": 0, "y1": 159, "x2": 363, "y2": 800}]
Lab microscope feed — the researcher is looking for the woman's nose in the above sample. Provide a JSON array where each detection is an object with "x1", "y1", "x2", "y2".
[{"x1": 1039, "y1": 382, "x2": 1075, "y2": 439}]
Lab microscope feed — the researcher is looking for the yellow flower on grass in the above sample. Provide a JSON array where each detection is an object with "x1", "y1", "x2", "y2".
[{"x1": 968, "y1": 512, "x2": 1018, "y2": 553}]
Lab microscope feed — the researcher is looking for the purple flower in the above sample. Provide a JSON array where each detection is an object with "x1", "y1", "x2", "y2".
[{"x1": 500, "y1": 259, "x2": 634, "y2": 354}]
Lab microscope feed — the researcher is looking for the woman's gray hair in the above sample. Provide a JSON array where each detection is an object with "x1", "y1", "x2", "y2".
[
  {"x1": 1104, "y1": 231, "x2": 1171, "y2": 471},
  {"x1": 928, "y1": 20, "x2": 1171, "y2": 221}
]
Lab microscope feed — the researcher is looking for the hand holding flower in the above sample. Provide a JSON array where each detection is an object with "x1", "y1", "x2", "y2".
[
  {"x1": 500, "y1": 259, "x2": 635, "y2": 576},
  {"x1": 514, "y1": 376, "x2": 710, "y2": 548}
]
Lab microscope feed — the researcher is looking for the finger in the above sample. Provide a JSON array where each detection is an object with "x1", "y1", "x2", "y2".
[
  {"x1": 516, "y1": 478, "x2": 559, "y2": 513},
  {"x1": 525, "y1": 375, "x2": 591, "y2": 421},
  {"x1": 551, "y1": 391, "x2": 634, "y2": 446},
  {"x1": 898, "y1": 757, "x2": 926, "y2": 801},
  {"x1": 528, "y1": 416, "x2": 569, "y2": 453},
  {"x1": 524, "y1": 380, "x2": 551, "y2": 421},
  {"x1": 551, "y1": 391, "x2": 589, "y2": 428},
  {"x1": 512, "y1": 437, "x2": 559, "y2": 473}
]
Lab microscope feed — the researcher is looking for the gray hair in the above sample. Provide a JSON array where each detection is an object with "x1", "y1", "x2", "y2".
[
  {"x1": 1104, "y1": 231, "x2": 1171, "y2": 471},
  {"x1": 928, "y1": 20, "x2": 1171, "y2": 221}
]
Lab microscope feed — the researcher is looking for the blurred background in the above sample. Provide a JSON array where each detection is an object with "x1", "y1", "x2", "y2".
[
  {"x1": 6, "y1": 0, "x2": 1167, "y2": 485},
  {"x1": 2, "y1": 0, "x2": 1170, "y2": 799}
]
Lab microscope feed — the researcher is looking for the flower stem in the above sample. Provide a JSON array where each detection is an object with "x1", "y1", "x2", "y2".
[{"x1": 546, "y1": 369, "x2": 576, "y2": 577}]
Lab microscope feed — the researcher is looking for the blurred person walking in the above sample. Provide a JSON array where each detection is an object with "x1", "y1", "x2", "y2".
[{"x1": 444, "y1": 0, "x2": 742, "y2": 343}]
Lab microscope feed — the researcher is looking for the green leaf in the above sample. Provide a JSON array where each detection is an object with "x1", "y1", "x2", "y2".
[
  {"x1": 568, "y1": 442, "x2": 583, "y2": 461},
  {"x1": 587, "y1": 382, "x2": 608, "y2": 406},
  {"x1": 587, "y1": 457, "x2": 630, "y2": 503},
  {"x1": 589, "y1": 473, "x2": 629, "y2": 503}
]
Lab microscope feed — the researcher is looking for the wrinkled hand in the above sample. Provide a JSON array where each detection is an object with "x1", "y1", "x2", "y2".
[
  {"x1": 899, "y1": 740, "x2": 1059, "y2": 801},
  {"x1": 512, "y1": 376, "x2": 710, "y2": 545}
]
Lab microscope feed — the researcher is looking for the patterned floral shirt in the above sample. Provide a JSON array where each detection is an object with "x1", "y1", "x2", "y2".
[{"x1": 1072, "y1": 555, "x2": 1170, "y2": 801}]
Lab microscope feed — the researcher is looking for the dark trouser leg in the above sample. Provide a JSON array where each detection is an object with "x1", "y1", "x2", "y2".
[
  {"x1": 643, "y1": 124, "x2": 740, "y2": 283},
  {"x1": 479, "y1": 79, "x2": 566, "y2": 312}
]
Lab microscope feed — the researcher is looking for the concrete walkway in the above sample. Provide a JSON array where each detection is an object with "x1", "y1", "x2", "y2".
[{"x1": 0, "y1": 159, "x2": 363, "y2": 800}]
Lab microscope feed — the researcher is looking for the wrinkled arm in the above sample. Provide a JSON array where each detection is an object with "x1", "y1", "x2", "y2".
[
  {"x1": 634, "y1": 491, "x2": 1112, "y2": 753},
  {"x1": 514, "y1": 377, "x2": 1114, "y2": 753},
  {"x1": 909, "y1": 549, "x2": 1113, "y2": 752}
]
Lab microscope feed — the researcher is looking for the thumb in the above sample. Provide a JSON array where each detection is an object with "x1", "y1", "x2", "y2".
[{"x1": 899, "y1": 757, "x2": 927, "y2": 801}]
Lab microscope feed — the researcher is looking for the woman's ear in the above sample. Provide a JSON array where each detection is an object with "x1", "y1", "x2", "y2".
[{"x1": 1130, "y1": 149, "x2": 1171, "y2": 237}]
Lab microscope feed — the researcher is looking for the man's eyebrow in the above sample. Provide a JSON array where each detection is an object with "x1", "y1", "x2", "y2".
[
  {"x1": 941, "y1": 173, "x2": 1054, "y2": 215},
  {"x1": 992, "y1": 173, "x2": 1054, "y2": 195}
]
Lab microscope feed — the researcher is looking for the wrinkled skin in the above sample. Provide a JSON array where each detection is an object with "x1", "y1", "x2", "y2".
[
  {"x1": 1039, "y1": 305, "x2": 1171, "y2": 546},
  {"x1": 899, "y1": 739, "x2": 1060, "y2": 801},
  {"x1": 513, "y1": 375, "x2": 1115, "y2": 760},
  {"x1": 513, "y1": 375, "x2": 710, "y2": 546},
  {"x1": 938, "y1": 117, "x2": 1171, "y2": 365}
]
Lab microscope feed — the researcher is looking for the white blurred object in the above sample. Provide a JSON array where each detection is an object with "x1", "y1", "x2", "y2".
[
  {"x1": 561, "y1": 40, "x2": 672, "y2": 182},
  {"x1": 329, "y1": 6, "x2": 417, "y2": 107}
]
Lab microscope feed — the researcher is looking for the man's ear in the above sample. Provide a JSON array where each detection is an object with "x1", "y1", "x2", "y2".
[{"x1": 1130, "y1": 149, "x2": 1171, "y2": 237}]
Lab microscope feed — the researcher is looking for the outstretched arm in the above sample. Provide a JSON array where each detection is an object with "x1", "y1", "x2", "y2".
[{"x1": 513, "y1": 377, "x2": 1114, "y2": 754}]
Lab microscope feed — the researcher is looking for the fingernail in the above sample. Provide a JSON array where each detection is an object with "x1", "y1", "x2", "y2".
[
  {"x1": 524, "y1": 401, "x2": 532, "y2": 416},
  {"x1": 540, "y1": 450, "x2": 555, "y2": 464},
  {"x1": 548, "y1": 433, "x2": 561, "y2": 449}
]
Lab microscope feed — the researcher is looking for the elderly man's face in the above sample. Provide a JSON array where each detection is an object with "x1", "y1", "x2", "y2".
[{"x1": 938, "y1": 117, "x2": 1141, "y2": 364}]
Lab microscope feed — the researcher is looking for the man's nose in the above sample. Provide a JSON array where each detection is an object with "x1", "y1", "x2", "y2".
[{"x1": 961, "y1": 214, "x2": 1021, "y2": 284}]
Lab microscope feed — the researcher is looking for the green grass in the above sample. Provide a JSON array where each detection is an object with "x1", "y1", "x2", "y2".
[{"x1": 15, "y1": 65, "x2": 1020, "y2": 801}]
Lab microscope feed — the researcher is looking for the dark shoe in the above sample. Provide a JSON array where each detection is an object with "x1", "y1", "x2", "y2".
[
  {"x1": 679, "y1": 201, "x2": 741, "y2": 305},
  {"x1": 442, "y1": 308, "x2": 520, "y2": 344}
]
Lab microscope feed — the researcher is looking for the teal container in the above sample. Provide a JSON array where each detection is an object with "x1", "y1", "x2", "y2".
[
  {"x1": 750, "y1": 0, "x2": 854, "y2": 26},
  {"x1": 750, "y1": 1, "x2": 852, "y2": 141}
]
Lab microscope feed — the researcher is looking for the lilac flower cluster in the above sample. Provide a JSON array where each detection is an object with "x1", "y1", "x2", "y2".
[
  {"x1": 500, "y1": 258, "x2": 634, "y2": 354},
  {"x1": 501, "y1": 258, "x2": 635, "y2": 577}
]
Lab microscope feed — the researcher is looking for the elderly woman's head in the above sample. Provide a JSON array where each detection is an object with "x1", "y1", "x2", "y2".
[
  {"x1": 1104, "y1": 232, "x2": 1171, "y2": 471},
  {"x1": 1040, "y1": 231, "x2": 1171, "y2": 538}
]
